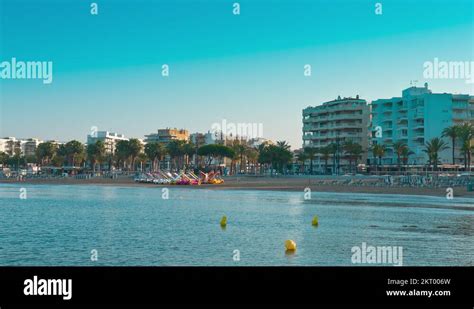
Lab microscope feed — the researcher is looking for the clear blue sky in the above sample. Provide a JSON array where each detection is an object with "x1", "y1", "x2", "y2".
[{"x1": 1, "y1": 0, "x2": 473, "y2": 148}]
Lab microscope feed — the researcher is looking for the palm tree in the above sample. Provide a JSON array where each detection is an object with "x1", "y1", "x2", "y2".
[
  {"x1": 192, "y1": 135, "x2": 207, "y2": 168},
  {"x1": 94, "y1": 141, "x2": 105, "y2": 171},
  {"x1": 461, "y1": 140, "x2": 472, "y2": 171},
  {"x1": 36, "y1": 141, "x2": 57, "y2": 166},
  {"x1": 351, "y1": 143, "x2": 364, "y2": 174},
  {"x1": 258, "y1": 144, "x2": 292, "y2": 175},
  {"x1": 12, "y1": 147, "x2": 22, "y2": 173},
  {"x1": 276, "y1": 141, "x2": 292, "y2": 175},
  {"x1": 457, "y1": 123, "x2": 474, "y2": 171},
  {"x1": 86, "y1": 140, "x2": 105, "y2": 172},
  {"x1": 303, "y1": 147, "x2": 318, "y2": 175},
  {"x1": 167, "y1": 140, "x2": 185, "y2": 171},
  {"x1": 182, "y1": 142, "x2": 195, "y2": 169},
  {"x1": 64, "y1": 140, "x2": 85, "y2": 168},
  {"x1": 277, "y1": 146, "x2": 293, "y2": 175},
  {"x1": 257, "y1": 142, "x2": 271, "y2": 174},
  {"x1": 144, "y1": 142, "x2": 166, "y2": 172},
  {"x1": 442, "y1": 125, "x2": 459, "y2": 165},
  {"x1": 401, "y1": 146, "x2": 414, "y2": 171},
  {"x1": 371, "y1": 144, "x2": 386, "y2": 173},
  {"x1": 115, "y1": 140, "x2": 130, "y2": 170},
  {"x1": 51, "y1": 154, "x2": 65, "y2": 168},
  {"x1": 232, "y1": 140, "x2": 248, "y2": 174},
  {"x1": 327, "y1": 143, "x2": 338, "y2": 174},
  {"x1": 343, "y1": 141, "x2": 363, "y2": 173},
  {"x1": 423, "y1": 137, "x2": 449, "y2": 171},
  {"x1": 246, "y1": 147, "x2": 259, "y2": 175},
  {"x1": 318, "y1": 146, "x2": 332, "y2": 175},
  {"x1": 56, "y1": 144, "x2": 68, "y2": 169},
  {"x1": 128, "y1": 139, "x2": 143, "y2": 171},
  {"x1": 135, "y1": 153, "x2": 148, "y2": 172},
  {"x1": 104, "y1": 153, "x2": 114, "y2": 171},
  {"x1": 276, "y1": 141, "x2": 291, "y2": 151},
  {"x1": 295, "y1": 151, "x2": 308, "y2": 174},
  {"x1": 392, "y1": 141, "x2": 408, "y2": 173}
]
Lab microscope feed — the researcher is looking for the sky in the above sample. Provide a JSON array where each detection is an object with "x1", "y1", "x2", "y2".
[{"x1": 0, "y1": 0, "x2": 473, "y2": 149}]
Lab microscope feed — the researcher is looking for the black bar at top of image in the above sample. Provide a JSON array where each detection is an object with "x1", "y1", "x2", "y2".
[{"x1": 0, "y1": 267, "x2": 472, "y2": 306}]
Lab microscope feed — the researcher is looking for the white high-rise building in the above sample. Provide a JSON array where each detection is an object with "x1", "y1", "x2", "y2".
[
  {"x1": 370, "y1": 83, "x2": 474, "y2": 166},
  {"x1": 302, "y1": 96, "x2": 369, "y2": 174},
  {"x1": 86, "y1": 131, "x2": 128, "y2": 154},
  {"x1": 21, "y1": 138, "x2": 43, "y2": 157},
  {"x1": 0, "y1": 137, "x2": 21, "y2": 156}
]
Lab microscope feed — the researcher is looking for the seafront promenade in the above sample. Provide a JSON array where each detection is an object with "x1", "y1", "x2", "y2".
[{"x1": 2, "y1": 174, "x2": 473, "y2": 197}]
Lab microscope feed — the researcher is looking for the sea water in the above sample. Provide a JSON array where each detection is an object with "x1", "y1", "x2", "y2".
[{"x1": 0, "y1": 184, "x2": 472, "y2": 266}]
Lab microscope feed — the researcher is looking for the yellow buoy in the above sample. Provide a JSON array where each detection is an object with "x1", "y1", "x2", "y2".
[
  {"x1": 220, "y1": 216, "x2": 227, "y2": 227},
  {"x1": 285, "y1": 239, "x2": 297, "y2": 251},
  {"x1": 312, "y1": 216, "x2": 319, "y2": 226}
]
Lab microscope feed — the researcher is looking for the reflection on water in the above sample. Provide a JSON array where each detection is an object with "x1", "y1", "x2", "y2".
[{"x1": 0, "y1": 184, "x2": 472, "y2": 266}]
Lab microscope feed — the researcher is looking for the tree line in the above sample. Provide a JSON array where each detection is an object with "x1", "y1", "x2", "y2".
[{"x1": 0, "y1": 138, "x2": 295, "y2": 175}]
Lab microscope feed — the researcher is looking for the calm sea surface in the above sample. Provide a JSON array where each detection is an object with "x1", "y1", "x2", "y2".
[{"x1": 0, "y1": 184, "x2": 472, "y2": 266}]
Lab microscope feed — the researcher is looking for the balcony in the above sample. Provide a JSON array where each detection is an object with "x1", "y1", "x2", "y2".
[
  {"x1": 452, "y1": 113, "x2": 468, "y2": 121},
  {"x1": 303, "y1": 134, "x2": 317, "y2": 140},
  {"x1": 305, "y1": 116, "x2": 331, "y2": 122},
  {"x1": 303, "y1": 125, "x2": 319, "y2": 131},
  {"x1": 329, "y1": 123, "x2": 362, "y2": 129},
  {"x1": 316, "y1": 105, "x2": 365, "y2": 113},
  {"x1": 336, "y1": 132, "x2": 361, "y2": 138},
  {"x1": 330, "y1": 114, "x2": 363, "y2": 120},
  {"x1": 452, "y1": 103, "x2": 468, "y2": 110},
  {"x1": 397, "y1": 102, "x2": 408, "y2": 111}
]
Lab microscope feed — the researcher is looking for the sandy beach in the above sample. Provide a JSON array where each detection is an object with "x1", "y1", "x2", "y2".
[{"x1": 1, "y1": 176, "x2": 473, "y2": 198}]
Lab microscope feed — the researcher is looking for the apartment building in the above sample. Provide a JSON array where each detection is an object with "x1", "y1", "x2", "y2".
[
  {"x1": 190, "y1": 132, "x2": 215, "y2": 147},
  {"x1": 370, "y1": 83, "x2": 474, "y2": 166},
  {"x1": 21, "y1": 138, "x2": 43, "y2": 157},
  {"x1": 86, "y1": 131, "x2": 128, "y2": 154},
  {"x1": 0, "y1": 137, "x2": 21, "y2": 156},
  {"x1": 145, "y1": 128, "x2": 189, "y2": 144},
  {"x1": 302, "y1": 96, "x2": 369, "y2": 174},
  {"x1": 0, "y1": 137, "x2": 44, "y2": 157}
]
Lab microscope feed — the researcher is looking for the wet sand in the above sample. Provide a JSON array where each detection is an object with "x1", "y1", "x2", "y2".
[{"x1": 1, "y1": 176, "x2": 473, "y2": 198}]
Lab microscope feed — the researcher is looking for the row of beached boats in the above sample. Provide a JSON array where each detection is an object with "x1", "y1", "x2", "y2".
[{"x1": 134, "y1": 170, "x2": 224, "y2": 185}]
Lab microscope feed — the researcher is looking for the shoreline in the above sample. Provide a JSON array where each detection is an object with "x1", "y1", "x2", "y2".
[{"x1": 1, "y1": 176, "x2": 473, "y2": 198}]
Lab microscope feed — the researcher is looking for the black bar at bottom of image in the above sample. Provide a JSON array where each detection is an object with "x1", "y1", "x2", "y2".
[{"x1": 0, "y1": 267, "x2": 472, "y2": 306}]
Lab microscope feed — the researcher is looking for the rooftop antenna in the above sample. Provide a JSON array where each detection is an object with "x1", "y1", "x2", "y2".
[{"x1": 410, "y1": 80, "x2": 418, "y2": 86}]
